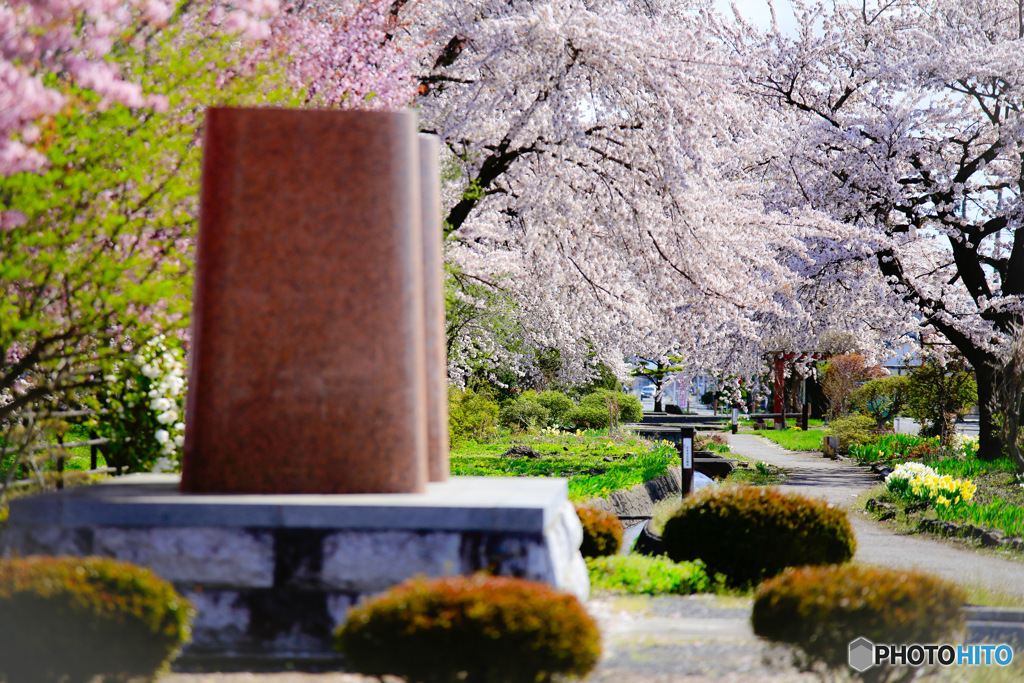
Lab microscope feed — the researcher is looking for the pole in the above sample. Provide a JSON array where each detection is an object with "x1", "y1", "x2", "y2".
[
  {"x1": 680, "y1": 427, "x2": 694, "y2": 496},
  {"x1": 802, "y1": 402, "x2": 811, "y2": 431},
  {"x1": 731, "y1": 408, "x2": 739, "y2": 434}
]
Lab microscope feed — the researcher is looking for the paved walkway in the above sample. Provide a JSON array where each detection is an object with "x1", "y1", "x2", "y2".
[{"x1": 728, "y1": 434, "x2": 1024, "y2": 602}]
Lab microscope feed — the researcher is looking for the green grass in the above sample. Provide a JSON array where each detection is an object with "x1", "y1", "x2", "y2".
[
  {"x1": 754, "y1": 428, "x2": 824, "y2": 451},
  {"x1": 450, "y1": 428, "x2": 678, "y2": 501},
  {"x1": 1, "y1": 424, "x2": 106, "y2": 483},
  {"x1": 724, "y1": 461, "x2": 787, "y2": 486},
  {"x1": 587, "y1": 555, "x2": 716, "y2": 595}
]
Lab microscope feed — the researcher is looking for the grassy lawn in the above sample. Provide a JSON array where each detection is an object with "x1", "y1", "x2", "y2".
[
  {"x1": 451, "y1": 428, "x2": 684, "y2": 501},
  {"x1": 1, "y1": 424, "x2": 106, "y2": 485},
  {"x1": 753, "y1": 428, "x2": 824, "y2": 451}
]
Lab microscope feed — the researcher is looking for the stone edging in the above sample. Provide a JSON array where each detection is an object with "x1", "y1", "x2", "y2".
[
  {"x1": 584, "y1": 467, "x2": 681, "y2": 522},
  {"x1": 918, "y1": 518, "x2": 1024, "y2": 551}
]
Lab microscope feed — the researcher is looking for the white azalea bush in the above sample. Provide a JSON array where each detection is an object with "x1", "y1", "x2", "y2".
[
  {"x1": 89, "y1": 336, "x2": 186, "y2": 474},
  {"x1": 885, "y1": 463, "x2": 977, "y2": 513}
]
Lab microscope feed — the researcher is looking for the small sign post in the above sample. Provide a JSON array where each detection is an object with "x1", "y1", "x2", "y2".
[
  {"x1": 680, "y1": 426, "x2": 694, "y2": 496},
  {"x1": 802, "y1": 402, "x2": 811, "y2": 431},
  {"x1": 731, "y1": 408, "x2": 739, "y2": 434}
]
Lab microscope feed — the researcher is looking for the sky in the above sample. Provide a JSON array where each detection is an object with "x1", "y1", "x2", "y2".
[{"x1": 713, "y1": 0, "x2": 800, "y2": 33}]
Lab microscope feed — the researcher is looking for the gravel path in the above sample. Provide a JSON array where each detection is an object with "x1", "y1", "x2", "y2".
[{"x1": 728, "y1": 433, "x2": 1024, "y2": 601}]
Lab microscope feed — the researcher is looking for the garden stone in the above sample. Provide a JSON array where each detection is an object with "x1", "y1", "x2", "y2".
[
  {"x1": 981, "y1": 530, "x2": 1005, "y2": 548},
  {"x1": 904, "y1": 500, "x2": 929, "y2": 515},
  {"x1": 502, "y1": 445, "x2": 544, "y2": 459}
]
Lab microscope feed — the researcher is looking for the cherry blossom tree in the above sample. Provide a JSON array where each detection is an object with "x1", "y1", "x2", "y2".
[
  {"x1": 729, "y1": 0, "x2": 1024, "y2": 457},
  {"x1": 396, "y1": 0, "x2": 840, "y2": 384},
  {"x1": 394, "y1": 0, "x2": 909, "y2": 391}
]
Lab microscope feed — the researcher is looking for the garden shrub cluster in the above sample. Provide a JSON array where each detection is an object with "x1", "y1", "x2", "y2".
[
  {"x1": 661, "y1": 487, "x2": 855, "y2": 587},
  {"x1": 336, "y1": 574, "x2": 601, "y2": 683},
  {"x1": 448, "y1": 388, "x2": 500, "y2": 444},
  {"x1": 824, "y1": 414, "x2": 877, "y2": 451},
  {"x1": 564, "y1": 390, "x2": 643, "y2": 430},
  {"x1": 0, "y1": 556, "x2": 192, "y2": 683},
  {"x1": 752, "y1": 564, "x2": 965, "y2": 674},
  {"x1": 587, "y1": 555, "x2": 714, "y2": 595},
  {"x1": 499, "y1": 395, "x2": 550, "y2": 430},
  {"x1": 574, "y1": 505, "x2": 623, "y2": 557},
  {"x1": 496, "y1": 388, "x2": 643, "y2": 432}
]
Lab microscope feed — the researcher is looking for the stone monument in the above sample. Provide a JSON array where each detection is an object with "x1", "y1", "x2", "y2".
[{"x1": 1, "y1": 108, "x2": 586, "y2": 666}]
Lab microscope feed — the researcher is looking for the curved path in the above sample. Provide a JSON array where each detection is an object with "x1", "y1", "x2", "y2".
[{"x1": 728, "y1": 434, "x2": 1024, "y2": 601}]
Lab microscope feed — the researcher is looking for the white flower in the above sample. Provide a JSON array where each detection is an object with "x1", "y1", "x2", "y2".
[
  {"x1": 173, "y1": 422, "x2": 185, "y2": 431},
  {"x1": 173, "y1": 434, "x2": 185, "y2": 447},
  {"x1": 157, "y1": 410, "x2": 178, "y2": 425},
  {"x1": 141, "y1": 364, "x2": 159, "y2": 379},
  {"x1": 155, "y1": 429, "x2": 170, "y2": 444},
  {"x1": 150, "y1": 397, "x2": 173, "y2": 412}
]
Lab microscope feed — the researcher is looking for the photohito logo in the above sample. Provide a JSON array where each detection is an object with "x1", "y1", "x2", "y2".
[{"x1": 849, "y1": 638, "x2": 1014, "y2": 671}]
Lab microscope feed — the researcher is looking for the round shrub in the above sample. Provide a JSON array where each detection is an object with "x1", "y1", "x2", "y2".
[
  {"x1": 580, "y1": 390, "x2": 643, "y2": 423},
  {"x1": 0, "y1": 555, "x2": 192, "y2": 683},
  {"x1": 661, "y1": 487, "x2": 856, "y2": 587},
  {"x1": 753, "y1": 564, "x2": 965, "y2": 672},
  {"x1": 336, "y1": 574, "x2": 600, "y2": 683},
  {"x1": 826, "y1": 414, "x2": 877, "y2": 451},
  {"x1": 564, "y1": 403, "x2": 610, "y2": 429},
  {"x1": 575, "y1": 504, "x2": 623, "y2": 557},
  {"x1": 499, "y1": 395, "x2": 550, "y2": 430},
  {"x1": 448, "y1": 388, "x2": 499, "y2": 443},
  {"x1": 536, "y1": 390, "x2": 575, "y2": 423}
]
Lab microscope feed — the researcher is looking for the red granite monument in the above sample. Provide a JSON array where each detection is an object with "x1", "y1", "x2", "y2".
[
  {"x1": 418, "y1": 135, "x2": 449, "y2": 482},
  {"x1": 182, "y1": 108, "x2": 435, "y2": 494}
]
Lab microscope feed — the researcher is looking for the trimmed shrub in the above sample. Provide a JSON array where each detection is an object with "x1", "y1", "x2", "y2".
[
  {"x1": 336, "y1": 574, "x2": 601, "y2": 683},
  {"x1": 752, "y1": 564, "x2": 965, "y2": 673},
  {"x1": 499, "y1": 395, "x2": 550, "y2": 431},
  {"x1": 565, "y1": 390, "x2": 643, "y2": 429},
  {"x1": 826, "y1": 414, "x2": 877, "y2": 452},
  {"x1": 0, "y1": 556, "x2": 192, "y2": 683},
  {"x1": 581, "y1": 390, "x2": 643, "y2": 423},
  {"x1": 448, "y1": 388, "x2": 500, "y2": 443},
  {"x1": 564, "y1": 403, "x2": 610, "y2": 430},
  {"x1": 536, "y1": 390, "x2": 575, "y2": 423},
  {"x1": 574, "y1": 505, "x2": 623, "y2": 557},
  {"x1": 587, "y1": 555, "x2": 713, "y2": 595},
  {"x1": 661, "y1": 487, "x2": 856, "y2": 587}
]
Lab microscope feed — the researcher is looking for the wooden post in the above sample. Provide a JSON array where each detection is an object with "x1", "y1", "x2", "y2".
[
  {"x1": 773, "y1": 355, "x2": 786, "y2": 429},
  {"x1": 731, "y1": 408, "x2": 739, "y2": 434},
  {"x1": 56, "y1": 433, "x2": 65, "y2": 490},
  {"x1": 89, "y1": 429, "x2": 99, "y2": 470},
  {"x1": 680, "y1": 427, "x2": 694, "y2": 496},
  {"x1": 802, "y1": 402, "x2": 811, "y2": 431}
]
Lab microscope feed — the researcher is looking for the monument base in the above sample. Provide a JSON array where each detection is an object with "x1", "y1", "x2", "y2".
[{"x1": 1, "y1": 475, "x2": 588, "y2": 664}]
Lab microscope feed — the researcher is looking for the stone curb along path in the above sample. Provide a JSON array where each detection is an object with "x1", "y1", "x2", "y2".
[{"x1": 726, "y1": 434, "x2": 1024, "y2": 603}]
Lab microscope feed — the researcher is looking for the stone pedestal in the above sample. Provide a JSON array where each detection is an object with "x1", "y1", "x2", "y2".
[
  {"x1": 1, "y1": 475, "x2": 588, "y2": 665},
  {"x1": 183, "y1": 108, "x2": 428, "y2": 494}
]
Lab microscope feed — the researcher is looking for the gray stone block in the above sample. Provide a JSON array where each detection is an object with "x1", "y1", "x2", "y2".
[
  {"x1": 93, "y1": 527, "x2": 275, "y2": 587},
  {"x1": 321, "y1": 530, "x2": 461, "y2": 591}
]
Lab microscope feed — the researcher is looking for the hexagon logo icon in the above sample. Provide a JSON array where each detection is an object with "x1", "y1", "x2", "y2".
[{"x1": 849, "y1": 637, "x2": 875, "y2": 672}]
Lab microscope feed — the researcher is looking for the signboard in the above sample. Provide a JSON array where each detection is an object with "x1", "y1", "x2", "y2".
[
  {"x1": 682, "y1": 439, "x2": 692, "y2": 469},
  {"x1": 731, "y1": 408, "x2": 739, "y2": 425}
]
